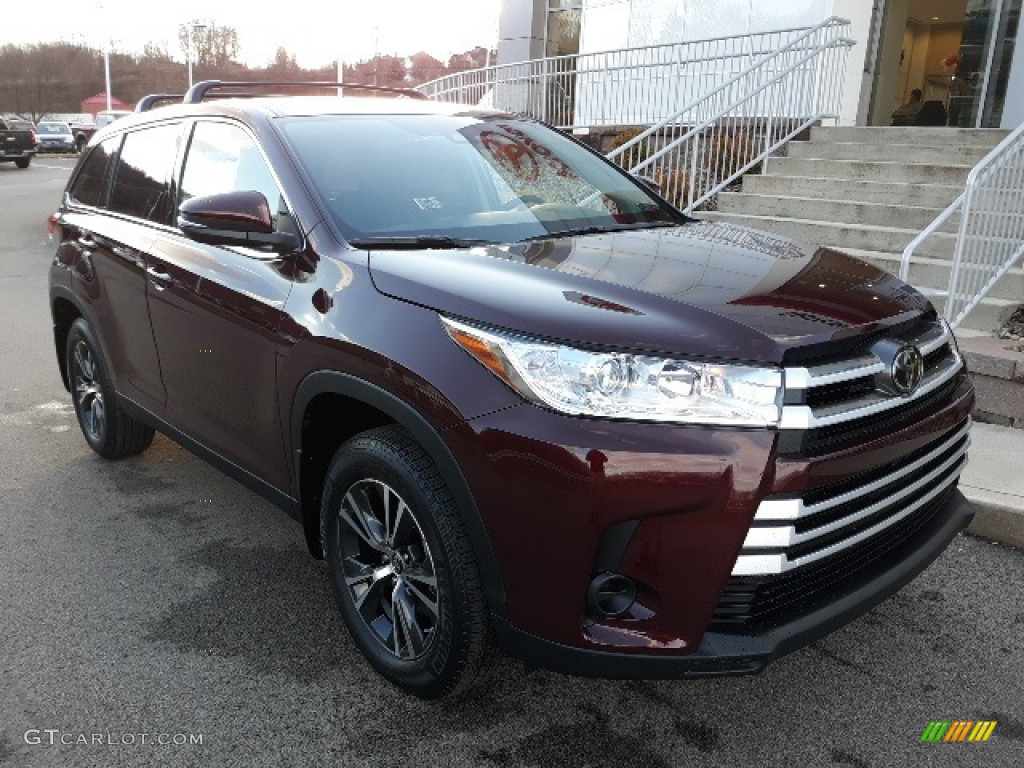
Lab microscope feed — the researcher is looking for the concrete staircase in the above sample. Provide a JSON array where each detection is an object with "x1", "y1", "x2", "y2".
[{"x1": 704, "y1": 126, "x2": 1018, "y2": 335}]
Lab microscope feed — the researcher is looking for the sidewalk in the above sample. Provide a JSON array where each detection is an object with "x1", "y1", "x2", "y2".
[{"x1": 962, "y1": 421, "x2": 1024, "y2": 549}]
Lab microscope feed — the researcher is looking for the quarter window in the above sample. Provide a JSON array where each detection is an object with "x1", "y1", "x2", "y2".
[
  {"x1": 179, "y1": 122, "x2": 284, "y2": 226},
  {"x1": 68, "y1": 137, "x2": 120, "y2": 208},
  {"x1": 108, "y1": 124, "x2": 182, "y2": 223}
]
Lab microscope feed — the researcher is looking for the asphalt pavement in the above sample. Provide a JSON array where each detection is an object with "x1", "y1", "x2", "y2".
[{"x1": 1, "y1": 158, "x2": 1022, "y2": 767}]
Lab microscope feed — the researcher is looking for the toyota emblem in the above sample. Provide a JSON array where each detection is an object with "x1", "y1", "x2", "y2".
[{"x1": 891, "y1": 345, "x2": 924, "y2": 395}]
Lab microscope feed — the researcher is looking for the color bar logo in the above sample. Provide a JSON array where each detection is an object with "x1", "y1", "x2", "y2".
[{"x1": 921, "y1": 721, "x2": 997, "y2": 742}]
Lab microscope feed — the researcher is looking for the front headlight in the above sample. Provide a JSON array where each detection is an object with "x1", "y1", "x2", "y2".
[{"x1": 442, "y1": 317, "x2": 782, "y2": 427}]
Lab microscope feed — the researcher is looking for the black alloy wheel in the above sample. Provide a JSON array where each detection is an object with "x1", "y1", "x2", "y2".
[{"x1": 321, "y1": 425, "x2": 492, "y2": 698}]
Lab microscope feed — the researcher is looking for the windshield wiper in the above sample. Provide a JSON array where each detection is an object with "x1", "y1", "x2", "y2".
[
  {"x1": 348, "y1": 235, "x2": 495, "y2": 250},
  {"x1": 520, "y1": 221, "x2": 678, "y2": 242}
]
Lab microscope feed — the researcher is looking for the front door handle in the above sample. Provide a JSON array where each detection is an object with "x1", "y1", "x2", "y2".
[{"x1": 146, "y1": 265, "x2": 172, "y2": 290}]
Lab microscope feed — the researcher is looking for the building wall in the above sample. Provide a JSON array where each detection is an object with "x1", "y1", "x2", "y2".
[
  {"x1": 1003, "y1": 25, "x2": 1024, "y2": 127},
  {"x1": 576, "y1": 0, "x2": 877, "y2": 126},
  {"x1": 497, "y1": 0, "x2": 548, "y2": 65},
  {"x1": 831, "y1": 0, "x2": 883, "y2": 126}
]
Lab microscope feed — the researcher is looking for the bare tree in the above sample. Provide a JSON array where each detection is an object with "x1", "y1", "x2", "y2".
[
  {"x1": 408, "y1": 52, "x2": 447, "y2": 85},
  {"x1": 0, "y1": 43, "x2": 102, "y2": 121},
  {"x1": 178, "y1": 21, "x2": 240, "y2": 69}
]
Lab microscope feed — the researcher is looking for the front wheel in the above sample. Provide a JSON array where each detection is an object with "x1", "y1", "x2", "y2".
[{"x1": 321, "y1": 425, "x2": 493, "y2": 698}]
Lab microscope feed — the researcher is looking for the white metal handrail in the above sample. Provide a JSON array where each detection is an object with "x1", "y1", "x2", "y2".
[
  {"x1": 900, "y1": 121, "x2": 1024, "y2": 329},
  {"x1": 605, "y1": 17, "x2": 853, "y2": 212},
  {"x1": 416, "y1": 24, "x2": 832, "y2": 130}
]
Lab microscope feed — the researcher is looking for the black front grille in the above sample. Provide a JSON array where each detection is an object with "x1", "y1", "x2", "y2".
[
  {"x1": 779, "y1": 376, "x2": 962, "y2": 456},
  {"x1": 805, "y1": 376, "x2": 876, "y2": 409},
  {"x1": 711, "y1": 485, "x2": 956, "y2": 632}
]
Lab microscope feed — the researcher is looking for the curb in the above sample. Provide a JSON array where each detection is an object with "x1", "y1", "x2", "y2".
[{"x1": 962, "y1": 485, "x2": 1024, "y2": 549}]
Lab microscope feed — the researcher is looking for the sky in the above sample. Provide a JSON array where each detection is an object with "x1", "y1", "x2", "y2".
[{"x1": 3, "y1": 0, "x2": 503, "y2": 68}]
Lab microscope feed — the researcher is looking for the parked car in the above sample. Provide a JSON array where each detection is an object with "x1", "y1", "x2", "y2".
[
  {"x1": 49, "y1": 81, "x2": 975, "y2": 699},
  {"x1": 70, "y1": 121, "x2": 96, "y2": 153},
  {"x1": 95, "y1": 109, "x2": 132, "y2": 129},
  {"x1": 6, "y1": 118, "x2": 35, "y2": 132},
  {"x1": 71, "y1": 111, "x2": 132, "y2": 152},
  {"x1": 35, "y1": 121, "x2": 77, "y2": 153},
  {"x1": 0, "y1": 117, "x2": 37, "y2": 168}
]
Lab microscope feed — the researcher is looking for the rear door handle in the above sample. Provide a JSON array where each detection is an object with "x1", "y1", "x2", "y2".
[
  {"x1": 146, "y1": 265, "x2": 172, "y2": 290},
  {"x1": 77, "y1": 235, "x2": 97, "y2": 249}
]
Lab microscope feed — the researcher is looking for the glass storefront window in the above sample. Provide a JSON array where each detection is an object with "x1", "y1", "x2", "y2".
[
  {"x1": 950, "y1": 0, "x2": 1022, "y2": 127},
  {"x1": 547, "y1": 1, "x2": 583, "y2": 58}
]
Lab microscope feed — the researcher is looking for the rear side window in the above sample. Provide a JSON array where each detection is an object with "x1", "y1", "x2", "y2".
[
  {"x1": 179, "y1": 121, "x2": 284, "y2": 226},
  {"x1": 69, "y1": 137, "x2": 120, "y2": 208},
  {"x1": 108, "y1": 124, "x2": 182, "y2": 223}
]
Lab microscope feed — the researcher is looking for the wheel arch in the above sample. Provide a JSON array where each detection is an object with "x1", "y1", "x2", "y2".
[
  {"x1": 291, "y1": 371, "x2": 505, "y2": 617},
  {"x1": 51, "y1": 288, "x2": 89, "y2": 391}
]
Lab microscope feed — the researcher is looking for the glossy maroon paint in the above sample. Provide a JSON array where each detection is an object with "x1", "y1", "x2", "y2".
[
  {"x1": 368, "y1": 225, "x2": 931, "y2": 363},
  {"x1": 49, "y1": 98, "x2": 974, "y2": 668}
]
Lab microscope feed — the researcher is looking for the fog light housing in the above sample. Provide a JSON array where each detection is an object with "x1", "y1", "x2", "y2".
[{"x1": 587, "y1": 572, "x2": 637, "y2": 618}]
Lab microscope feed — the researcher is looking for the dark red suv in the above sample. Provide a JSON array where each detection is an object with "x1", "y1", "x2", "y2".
[{"x1": 49, "y1": 81, "x2": 974, "y2": 698}]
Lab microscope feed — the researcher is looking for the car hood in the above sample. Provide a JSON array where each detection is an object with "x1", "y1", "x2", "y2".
[{"x1": 367, "y1": 221, "x2": 931, "y2": 364}]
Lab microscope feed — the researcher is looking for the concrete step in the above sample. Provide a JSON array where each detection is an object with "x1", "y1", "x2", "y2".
[
  {"x1": 764, "y1": 157, "x2": 974, "y2": 185},
  {"x1": 740, "y1": 175, "x2": 963, "y2": 208},
  {"x1": 716, "y1": 193, "x2": 956, "y2": 232},
  {"x1": 702, "y1": 211, "x2": 958, "y2": 259},
  {"x1": 941, "y1": 297, "x2": 1015, "y2": 334},
  {"x1": 961, "y1": 422, "x2": 1024, "y2": 548},
  {"x1": 958, "y1": 338, "x2": 1024, "y2": 431},
  {"x1": 836, "y1": 249, "x2": 1024, "y2": 304},
  {"x1": 788, "y1": 140, "x2": 992, "y2": 165},
  {"x1": 809, "y1": 126, "x2": 1010, "y2": 147}
]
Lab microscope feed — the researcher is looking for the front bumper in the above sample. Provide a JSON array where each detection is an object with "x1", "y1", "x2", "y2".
[{"x1": 495, "y1": 488, "x2": 973, "y2": 678}]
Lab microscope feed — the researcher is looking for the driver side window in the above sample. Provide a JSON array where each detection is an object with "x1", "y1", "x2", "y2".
[{"x1": 179, "y1": 121, "x2": 284, "y2": 227}]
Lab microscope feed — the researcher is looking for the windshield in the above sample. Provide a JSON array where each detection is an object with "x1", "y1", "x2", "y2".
[
  {"x1": 280, "y1": 114, "x2": 683, "y2": 245},
  {"x1": 38, "y1": 123, "x2": 71, "y2": 135}
]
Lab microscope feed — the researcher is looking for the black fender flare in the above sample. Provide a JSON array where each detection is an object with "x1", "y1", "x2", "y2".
[
  {"x1": 290, "y1": 371, "x2": 506, "y2": 618},
  {"x1": 49, "y1": 284, "x2": 109, "y2": 392}
]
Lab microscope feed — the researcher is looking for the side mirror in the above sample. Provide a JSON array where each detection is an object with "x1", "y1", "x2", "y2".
[{"x1": 178, "y1": 191, "x2": 300, "y2": 252}]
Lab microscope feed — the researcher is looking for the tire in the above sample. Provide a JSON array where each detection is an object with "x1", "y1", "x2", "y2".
[
  {"x1": 321, "y1": 425, "x2": 493, "y2": 698},
  {"x1": 66, "y1": 317, "x2": 155, "y2": 459},
  {"x1": 76, "y1": 135, "x2": 87, "y2": 152},
  {"x1": 15, "y1": 157, "x2": 30, "y2": 169}
]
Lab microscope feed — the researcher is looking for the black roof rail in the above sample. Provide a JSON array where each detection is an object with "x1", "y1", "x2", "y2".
[
  {"x1": 135, "y1": 94, "x2": 185, "y2": 112},
  {"x1": 182, "y1": 80, "x2": 429, "y2": 104}
]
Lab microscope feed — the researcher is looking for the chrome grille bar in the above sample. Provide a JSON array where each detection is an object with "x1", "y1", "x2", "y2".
[
  {"x1": 784, "y1": 319, "x2": 949, "y2": 392},
  {"x1": 732, "y1": 441, "x2": 967, "y2": 577},
  {"x1": 742, "y1": 441, "x2": 968, "y2": 549},
  {"x1": 755, "y1": 420, "x2": 971, "y2": 522}
]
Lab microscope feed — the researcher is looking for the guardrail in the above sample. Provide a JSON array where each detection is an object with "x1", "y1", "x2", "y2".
[
  {"x1": 605, "y1": 17, "x2": 853, "y2": 213},
  {"x1": 900, "y1": 121, "x2": 1024, "y2": 329},
  {"x1": 416, "y1": 24, "x2": 835, "y2": 130}
]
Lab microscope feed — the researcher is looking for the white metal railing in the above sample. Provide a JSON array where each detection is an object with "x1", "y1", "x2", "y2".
[
  {"x1": 416, "y1": 24, "x2": 838, "y2": 131},
  {"x1": 605, "y1": 18, "x2": 853, "y2": 212},
  {"x1": 900, "y1": 122, "x2": 1024, "y2": 329}
]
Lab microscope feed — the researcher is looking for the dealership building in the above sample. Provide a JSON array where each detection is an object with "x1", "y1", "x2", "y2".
[{"x1": 497, "y1": 0, "x2": 1024, "y2": 129}]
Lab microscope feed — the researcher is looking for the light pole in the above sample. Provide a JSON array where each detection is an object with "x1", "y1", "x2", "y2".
[
  {"x1": 103, "y1": 43, "x2": 112, "y2": 111},
  {"x1": 187, "y1": 23, "x2": 207, "y2": 90},
  {"x1": 98, "y1": 1, "x2": 112, "y2": 111}
]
